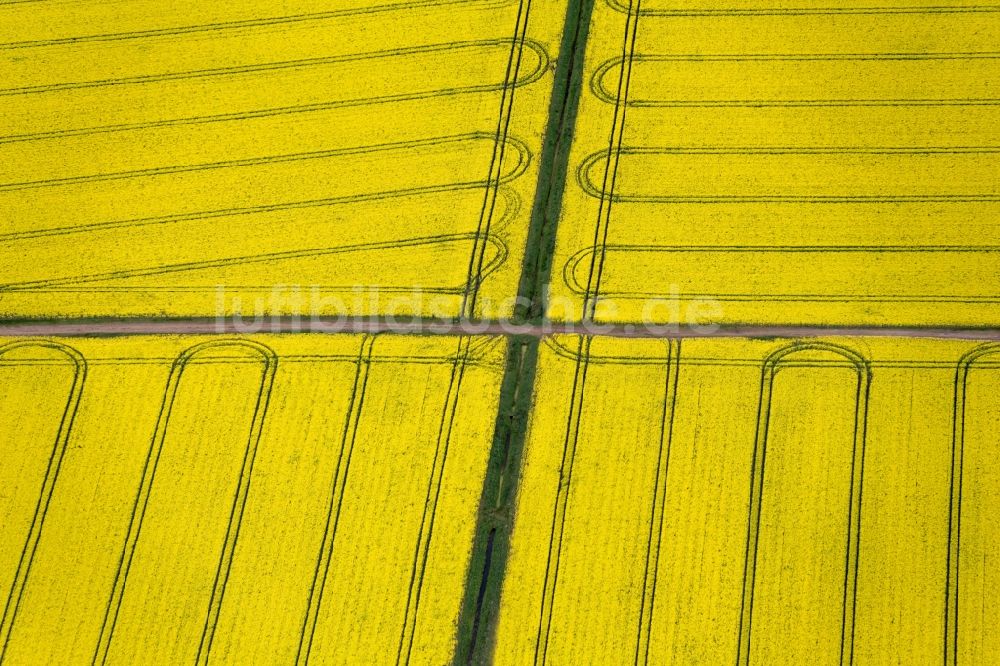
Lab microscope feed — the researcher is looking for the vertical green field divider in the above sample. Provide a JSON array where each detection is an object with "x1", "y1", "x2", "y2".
[{"x1": 454, "y1": 1, "x2": 596, "y2": 662}]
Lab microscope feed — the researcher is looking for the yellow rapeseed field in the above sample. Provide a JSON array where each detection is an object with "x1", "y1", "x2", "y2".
[
  {"x1": 547, "y1": 0, "x2": 1000, "y2": 326},
  {"x1": 496, "y1": 335, "x2": 1000, "y2": 664},
  {"x1": 0, "y1": 0, "x2": 567, "y2": 320},
  {"x1": 0, "y1": 334, "x2": 504, "y2": 664},
  {"x1": 3, "y1": 0, "x2": 999, "y2": 664}
]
